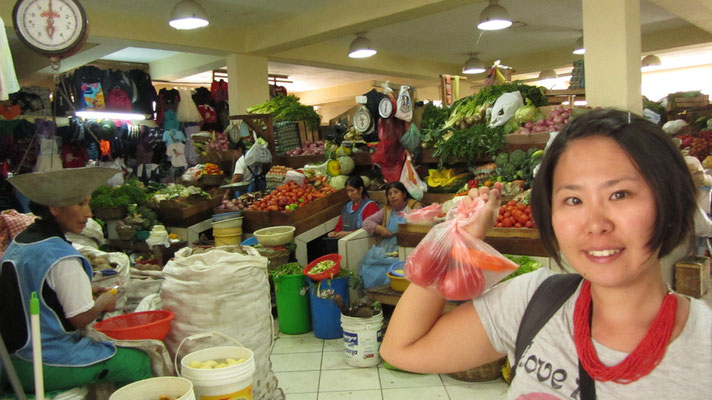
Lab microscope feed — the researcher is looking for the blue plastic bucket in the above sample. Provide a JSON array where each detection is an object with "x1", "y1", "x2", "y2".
[{"x1": 308, "y1": 278, "x2": 349, "y2": 339}]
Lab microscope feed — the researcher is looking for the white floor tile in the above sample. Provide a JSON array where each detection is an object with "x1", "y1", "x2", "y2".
[
  {"x1": 317, "y1": 390, "x2": 383, "y2": 400},
  {"x1": 287, "y1": 393, "x2": 319, "y2": 400},
  {"x1": 381, "y1": 386, "x2": 449, "y2": 400},
  {"x1": 273, "y1": 336, "x2": 323, "y2": 354},
  {"x1": 378, "y1": 367, "x2": 443, "y2": 389},
  {"x1": 271, "y1": 352, "x2": 322, "y2": 372},
  {"x1": 319, "y1": 368, "x2": 381, "y2": 392},
  {"x1": 321, "y1": 350, "x2": 350, "y2": 370},
  {"x1": 323, "y1": 338, "x2": 344, "y2": 352},
  {"x1": 274, "y1": 370, "x2": 320, "y2": 394},
  {"x1": 444, "y1": 380, "x2": 509, "y2": 399}
]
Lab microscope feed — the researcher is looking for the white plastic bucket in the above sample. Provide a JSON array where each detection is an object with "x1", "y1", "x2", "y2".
[
  {"x1": 177, "y1": 333, "x2": 256, "y2": 400},
  {"x1": 340, "y1": 312, "x2": 384, "y2": 367},
  {"x1": 212, "y1": 217, "x2": 243, "y2": 229},
  {"x1": 109, "y1": 376, "x2": 195, "y2": 400}
]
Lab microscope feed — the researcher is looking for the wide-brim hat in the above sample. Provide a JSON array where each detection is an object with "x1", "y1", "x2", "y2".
[{"x1": 8, "y1": 167, "x2": 118, "y2": 207}]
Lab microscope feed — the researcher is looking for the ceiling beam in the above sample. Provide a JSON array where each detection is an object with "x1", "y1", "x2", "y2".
[
  {"x1": 244, "y1": 0, "x2": 479, "y2": 54},
  {"x1": 149, "y1": 54, "x2": 225, "y2": 82},
  {"x1": 648, "y1": 0, "x2": 712, "y2": 34},
  {"x1": 272, "y1": 41, "x2": 461, "y2": 81}
]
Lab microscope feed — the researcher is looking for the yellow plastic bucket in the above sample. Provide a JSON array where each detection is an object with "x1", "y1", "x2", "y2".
[
  {"x1": 214, "y1": 227, "x2": 242, "y2": 246},
  {"x1": 109, "y1": 376, "x2": 195, "y2": 400}
]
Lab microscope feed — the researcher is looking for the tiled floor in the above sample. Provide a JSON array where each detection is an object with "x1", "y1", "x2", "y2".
[{"x1": 270, "y1": 327, "x2": 509, "y2": 400}]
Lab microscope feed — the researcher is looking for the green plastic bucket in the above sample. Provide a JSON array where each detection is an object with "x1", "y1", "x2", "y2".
[{"x1": 274, "y1": 274, "x2": 311, "y2": 334}]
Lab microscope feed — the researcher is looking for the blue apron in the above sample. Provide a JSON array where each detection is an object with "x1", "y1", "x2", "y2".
[{"x1": 359, "y1": 207, "x2": 407, "y2": 289}]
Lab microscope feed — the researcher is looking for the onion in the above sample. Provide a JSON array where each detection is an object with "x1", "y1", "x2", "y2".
[
  {"x1": 519, "y1": 128, "x2": 531, "y2": 135},
  {"x1": 563, "y1": 118, "x2": 569, "y2": 125},
  {"x1": 552, "y1": 116, "x2": 563, "y2": 124},
  {"x1": 524, "y1": 121, "x2": 534, "y2": 129},
  {"x1": 533, "y1": 125, "x2": 547, "y2": 133},
  {"x1": 551, "y1": 110, "x2": 561, "y2": 118}
]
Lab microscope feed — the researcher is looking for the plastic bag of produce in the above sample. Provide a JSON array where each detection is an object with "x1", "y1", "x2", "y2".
[
  {"x1": 399, "y1": 155, "x2": 427, "y2": 201},
  {"x1": 395, "y1": 85, "x2": 413, "y2": 122},
  {"x1": 244, "y1": 133, "x2": 273, "y2": 166},
  {"x1": 399, "y1": 123, "x2": 422, "y2": 155},
  {"x1": 404, "y1": 203, "x2": 443, "y2": 225},
  {"x1": 489, "y1": 91, "x2": 523, "y2": 127},
  {"x1": 404, "y1": 197, "x2": 518, "y2": 300}
]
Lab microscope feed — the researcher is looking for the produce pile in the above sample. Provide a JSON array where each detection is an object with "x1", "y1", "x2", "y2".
[
  {"x1": 218, "y1": 191, "x2": 266, "y2": 211},
  {"x1": 284, "y1": 140, "x2": 325, "y2": 156},
  {"x1": 270, "y1": 262, "x2": 304, "y2": 279},
  {"x1": 247, "y1": 94, "x2": 321, "y2": 129},
  {"x1": 150, "y1": 184, "x2": 209, "y2": 205},
  {"x1": 420, "y1": 82, "x2": 548, "y2": 166},
  {"x1": 497, "y1": 199, "x2": 535, "y2": 229},
  {"x1": 511, "y1": 105, "x2": 575, "y2": 135},
  {"x1": 90, "y1": 179, "x2": 148, "y2": 210},
  {"x1": 501, "y1": 255, "x2": 542, "y2": 281},
  {"x1": 307, "y1": 259, "x2": 335, "y2": 275},
  {"x1": 201, "y1": 163, "x2": 223, "y2": 175},
  {"x1": 677, "y1": 129, "x2": 712, "y2": 161},
  {"x1": 246, "y1": 179, "x2": 337, "y2": 212}
]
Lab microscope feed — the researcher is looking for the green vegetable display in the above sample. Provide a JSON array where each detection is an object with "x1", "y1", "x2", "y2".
[
  {"x1": 502, "y1": 255, "x2": 542, "y2": 282},
  {"x1": 271, "y1": 262, "x2": 305, "y2": 279},
  {"x1": 247, "y1": 94, "x2": 321, "y2": 129},
  {"x1": 90, "y1": 179, "x2": 148, "y2": 210},
  {"x1": 432, "y1": 124, "x2": 507, "y2": 167}
]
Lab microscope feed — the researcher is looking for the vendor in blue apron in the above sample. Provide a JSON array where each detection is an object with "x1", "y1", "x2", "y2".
[
  {"x1": 0, "y1": 167, "x2": 151, "y2": 393},
  {"x1": 360, "y1": 181, "x2": 422, "y2": 288},
  {"x1": 222, "y1": 140, "x2": 266, "y2": 200}
]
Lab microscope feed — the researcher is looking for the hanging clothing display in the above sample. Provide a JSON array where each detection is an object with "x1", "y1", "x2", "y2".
[
  {"x1": 34, "y1": 138, "x2": 63, "y2": 173},
  {"x1": 0, "y1": 17, "x2": 20, "y2": 101},
  {"x1": 176, "y1": 87, "x2": 202, "y2": 123}
]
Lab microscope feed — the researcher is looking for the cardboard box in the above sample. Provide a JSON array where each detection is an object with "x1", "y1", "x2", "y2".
[{"x1": 674, "y1": 256, "x2": 710, "y2": 298}]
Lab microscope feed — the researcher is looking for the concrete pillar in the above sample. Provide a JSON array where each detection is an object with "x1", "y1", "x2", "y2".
[
  {"x1": 226, "y1": 54, "x2": 269, "y2": 116},
  {"x1": 582, "y1": 0, "x2": 642, "y2": 114}
]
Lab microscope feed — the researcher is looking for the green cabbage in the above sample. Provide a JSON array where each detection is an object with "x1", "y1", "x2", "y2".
[
  {"x1": 514, "y1": 103, "x2": 539, "y2": 124},
  {"x1": 337, "y1": 156, "x2": 355, "y2": 175},
  {"x1": 329, "y1": 175, "x2": 349, "y2": 190}
]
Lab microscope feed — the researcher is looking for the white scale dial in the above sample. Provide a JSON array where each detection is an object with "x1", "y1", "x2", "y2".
[{"x1": 13, "y1": 0, "x2": 87, "y2": 56}]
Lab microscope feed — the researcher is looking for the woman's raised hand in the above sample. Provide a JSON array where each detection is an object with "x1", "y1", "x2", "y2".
[{"x1": 461, "y1": 182, "x2": 502, "y2": 240}]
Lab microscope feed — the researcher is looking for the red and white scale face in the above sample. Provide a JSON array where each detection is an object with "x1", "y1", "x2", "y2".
[{"x1": 15, "y1": 0, "x2": 84, "y2": 53}]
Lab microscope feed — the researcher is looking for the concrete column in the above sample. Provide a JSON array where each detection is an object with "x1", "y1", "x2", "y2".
[
  {"x1": 226, "y1": 54, "x2": 269, "y2": 116},
  {"x1": 582, "y1": 0, "x2": 642, "y2": 114}
]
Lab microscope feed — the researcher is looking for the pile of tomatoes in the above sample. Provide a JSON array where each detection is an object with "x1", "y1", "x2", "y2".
[
  {"x1": 496, "y1": 200, "x2": 535, "y2": 229},
  {"x1": 247, "y1": 180, "x2": 337, "y2": 212},
  {"x1": 202, "y1": 163, "x2": 223, "y2": 175}
]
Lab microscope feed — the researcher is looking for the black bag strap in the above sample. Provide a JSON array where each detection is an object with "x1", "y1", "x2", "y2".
[
  {"x1": 510, "y1": 273, "x2": 596, "y2": 398},
  {"x1": 512, "y1": 273, "x2": 583, "y2": 377}
]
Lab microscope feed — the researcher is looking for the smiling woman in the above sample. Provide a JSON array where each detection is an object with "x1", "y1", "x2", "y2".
[{"x1": 380, "y1": 109, "x2": 711, "y2": 400}]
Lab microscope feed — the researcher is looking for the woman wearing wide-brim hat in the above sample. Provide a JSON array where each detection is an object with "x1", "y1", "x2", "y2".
[{"x1": 0, "y1": 167, "x2": 151, "y2": 393}]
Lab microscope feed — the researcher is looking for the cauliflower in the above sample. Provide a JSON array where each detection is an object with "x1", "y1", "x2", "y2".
[
  {"x1": 329, "y1": 175, "x2": 349, "y2": 190},
  {"x1": 337, "y1": 156, "x2": 355, "y2": 175}
]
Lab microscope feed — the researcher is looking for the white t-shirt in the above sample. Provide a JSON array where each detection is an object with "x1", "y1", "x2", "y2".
[
  {"x1": 45, "y1": 257, "x2": 94, "y2": 318},
  {"x1": 473, "y1": 268, "x2": 712, "y2": 400},
  {"x1": 233, "y1": 155, "x2": 254, "y2": 184}
]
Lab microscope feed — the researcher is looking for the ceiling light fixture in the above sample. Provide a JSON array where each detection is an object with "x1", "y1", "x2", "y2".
[
  {"x1": 75, "y1": 111, "x2": 146, "y2": 121},
  {"x1": 462, "y1": 54, "x2": 486, "y2": 74},
  {"x1": 641, "y1": 54, "x2": 662, "y2": 71},
  {"x1": 572, "y1": 36, "x2": 585, "y2": 55},
  {"x1": 478, "y1": 0, "x2": 513, "y2": 31},
  {"x1": 169, "y1": 0, "x2": 209, "y2": 30},
  {"x1": 348, "y1": 33, "x2": 377, "y2": 58},
  {"x1": 538, "y1": 69, "x2": 557, "y2": 80}
]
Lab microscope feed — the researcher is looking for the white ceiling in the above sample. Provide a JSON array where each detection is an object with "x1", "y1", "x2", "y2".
[{"x1": 5, "y1": 0, "x2": 712, "y2": 93}]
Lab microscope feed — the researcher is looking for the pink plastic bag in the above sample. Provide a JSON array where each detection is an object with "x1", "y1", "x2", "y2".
[
  {"x1": 404, "y1": 203, "x2": 443, "y2": 225},
  {"x1": 404, "y1": 197, "x2": 518, "y2": 300}
]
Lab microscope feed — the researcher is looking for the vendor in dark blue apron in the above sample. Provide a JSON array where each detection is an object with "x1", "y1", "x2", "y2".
[
  {"x1": 222, "y1": 140, "x2": 266, "y2": 200},
  {"x1": 359, "y1": 181, "x2": 422, "y2": 288}
]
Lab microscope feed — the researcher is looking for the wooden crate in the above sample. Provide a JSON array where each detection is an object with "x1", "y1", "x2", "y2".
[
  {"x1": 667, "y1": 94, "x2": 709, "y2": 110},
  {"x1": 242, "y1": 189, "x2": 349, "y2": 235},
  {"x1": 675, "y1": 256, "x2": 710, "y2": 298},
  {"x1": 155, "y1": 192, "x2": 224, "y2": 227},
  {"x1": 506, "y1": 133, "x2": 551, "y2": 145},
  {"x1": 297, "y1": 120, "x2": 321, "y2": 144}
]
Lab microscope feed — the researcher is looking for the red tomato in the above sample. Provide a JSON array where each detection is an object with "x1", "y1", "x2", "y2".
[
  {"x1": 516, "y1": 203, "x2": 527, "y2": 211},
  {"x1": 525, "y1": 220, "x2": 534, "y2": 228},
  {"x1": 517, "y1": 213, "x2": 529, "y2": 224},
  {"x1": 405, "y1": 240, "x2": 448, "y2": 287},
  {"x1": 504, "y1": 211, "x2": 511, "y2": 218},
  {"x1": 508, "y1": 200, "x2": 517, "y2": 206},
  {"x1": 436, "y1": 265, "x2": 485, "y2": 301},
  {"x1": 514, "y1": 222, "x2": 522, "y2": 228}
]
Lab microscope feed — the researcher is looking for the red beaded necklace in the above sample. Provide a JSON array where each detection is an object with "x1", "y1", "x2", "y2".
[{"x1": 573, "y1": 280, "x2": 677, "y2": 384}]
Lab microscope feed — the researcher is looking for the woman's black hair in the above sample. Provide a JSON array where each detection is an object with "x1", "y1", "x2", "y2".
[
  {"x1": 530, "y1": 108, "x2": 696, "y2": 263},
  {"x1": 345, "y1": 175, "x2": 367, "y2": 195},
  {"x1": 384, "y1": 181, "x2": 411, "y2": 203},
  {"x1": 28, "y1": 201, "x2": 56, "y2": 222},
  {"x1": 234, "y1": 140, "x2": 247, "y2": 154}
]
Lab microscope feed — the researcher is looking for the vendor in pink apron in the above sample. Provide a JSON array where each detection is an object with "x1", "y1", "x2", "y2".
[
  {"x1": 0, "y1": 167, "x2": 151, "y2": 393},
  {"x1": 360, "y1": 181, "x2": 422, "y2": 288}
]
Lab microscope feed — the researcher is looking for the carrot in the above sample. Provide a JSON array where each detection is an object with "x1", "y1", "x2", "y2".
[{"x1": 450, "y1": 243, "x2": 517, "y2": 272}]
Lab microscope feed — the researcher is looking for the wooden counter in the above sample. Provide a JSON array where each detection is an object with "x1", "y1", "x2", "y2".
[{"x1": 397, "y1": 224, "x2": 548, "y2": 257}]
